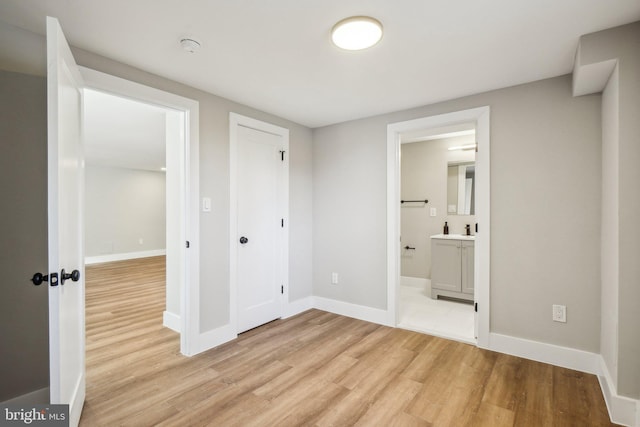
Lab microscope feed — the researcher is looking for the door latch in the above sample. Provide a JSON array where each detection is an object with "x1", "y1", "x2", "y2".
[{"x1": 31, "y1": 272, "x2": 59, "y2": 286}]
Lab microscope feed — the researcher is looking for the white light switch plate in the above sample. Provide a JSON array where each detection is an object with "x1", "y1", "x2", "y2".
[
  {"x1": 202, "y1": 197, "x2": 211, "y2": 212},
  {"x1": 430, "y1": 207, "x2": 437, "y2": 217}
]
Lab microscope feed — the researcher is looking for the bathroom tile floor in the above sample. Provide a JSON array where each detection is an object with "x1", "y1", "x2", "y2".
[{"x1": 398, "y1": 282, "x2": 475, "y2": 344}]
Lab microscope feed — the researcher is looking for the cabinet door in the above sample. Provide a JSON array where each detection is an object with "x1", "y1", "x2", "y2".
[
  {"x1": 431, "y1": 239, "x2": 461, "y2": 292},
  {"x1": 461, "y1": 241, "x2": 475, "y2": 294}
]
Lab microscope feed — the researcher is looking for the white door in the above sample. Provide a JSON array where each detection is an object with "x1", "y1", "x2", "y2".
[
  {"x1": 47, "y1": 17, "x2": 85, "y2": 426},
  {"x1": 236, "y1": 125, "x2": 284, "y2": 333}
]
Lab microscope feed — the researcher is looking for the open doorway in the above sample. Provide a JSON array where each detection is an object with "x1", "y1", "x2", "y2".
[
  {"x1": 387, "y1": 107, "x2": 491, "y2": 348},
  {"x1": 83, "y1": 88, "x2": 183, "y2": 335},
  {"x1": 79, "y1": 66, "x2": 201, "y2": 356},
  {"x1": 398, "y1": 123, "x2": 476, "y2": 343}
]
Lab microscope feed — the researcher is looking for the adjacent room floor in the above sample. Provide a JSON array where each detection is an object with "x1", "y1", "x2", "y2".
[
  {"x1": 81, "y1": 257, "x2": 616, "y2": 426},
  {"x1": 399, "y1": 281, "x2": 475, "y2": 344}
]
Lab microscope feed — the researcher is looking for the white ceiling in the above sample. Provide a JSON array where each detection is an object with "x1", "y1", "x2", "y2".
[
  {"x1": 1, "y1": 1, "x2": 639, "y2": 128},
  {"x1": 84, "y1": 89, "x2": 167, "y2": 172}
]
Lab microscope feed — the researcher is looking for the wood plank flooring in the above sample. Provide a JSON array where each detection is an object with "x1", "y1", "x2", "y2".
[{"x1": 80, "y1": 256, "x2": 617, "y2": 426}]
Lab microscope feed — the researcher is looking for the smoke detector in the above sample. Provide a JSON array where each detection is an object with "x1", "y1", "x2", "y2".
[{"x1": 180, "y1": 38, "x2": 201, "y2": 53}]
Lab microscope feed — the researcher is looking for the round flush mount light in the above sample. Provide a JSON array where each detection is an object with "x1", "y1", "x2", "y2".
[
  {"x1": 331, "y1": 16, "x2": 383, "y2": 51},
  {"x1": 180, "y1": 38, "x2": 201, "y2": 53}
]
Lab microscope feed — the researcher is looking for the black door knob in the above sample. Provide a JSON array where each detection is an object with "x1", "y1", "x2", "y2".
[
  {"x1": 60, "y1": 268, "x2": 80, "y2": 285},
  {"x1": 31, "y1": 272, "x2": 48, "y2": 286},
  {"x1": 239, "y1": 236, "x2": 249, "y2": 244}
]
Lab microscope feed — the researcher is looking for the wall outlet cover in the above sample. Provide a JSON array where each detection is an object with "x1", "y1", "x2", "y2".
[{"x1": 552, "y1": 304, "x2": 566, "y2": 323}]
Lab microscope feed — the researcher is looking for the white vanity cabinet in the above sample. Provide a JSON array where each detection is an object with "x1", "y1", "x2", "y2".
[{"x1": 430, "y1": 234, "x2": 474, "y2": 301}]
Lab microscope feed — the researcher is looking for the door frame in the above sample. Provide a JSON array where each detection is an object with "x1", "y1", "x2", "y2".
[
  {"x1": 386, "y1": 106, "x2": 491, "y2": 348},
  {"x1": 80, "y1": 67, "x2": 200, "y2": 356},
  {"x1": 229, "y1": 113, "x2": 289, "y2": 333}
]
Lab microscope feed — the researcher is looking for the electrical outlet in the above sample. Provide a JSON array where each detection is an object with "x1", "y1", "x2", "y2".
[
  {"x1": 552, "y1": 304, "x2": 566, "y2": 323},
  {"x1": 138, "y1": 238, "x2": 144, "y2": 245},
  {"x1": 331, "y1": 272, "x2": 339, "y2": 285}
]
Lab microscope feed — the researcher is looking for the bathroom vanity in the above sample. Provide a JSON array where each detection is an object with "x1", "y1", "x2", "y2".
[{"x1": 430, "y1": 234, "x2": 474, "y2": 302}]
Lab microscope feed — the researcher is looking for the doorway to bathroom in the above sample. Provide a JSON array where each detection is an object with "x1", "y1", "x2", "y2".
[
  {"x1": 386, "y1": 107, "x2": 491, "y2": 347},
  {"x1": 398, "y1": 123, "x2": 476, "y2": 343}
]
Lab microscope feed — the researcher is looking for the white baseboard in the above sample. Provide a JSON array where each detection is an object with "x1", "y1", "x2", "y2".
[
  {"x1": 400, "y1": 276, "x2": 429, "y2": 289},
  {"x1": 283, "y1": 296, "x2": 314, "y2": 319},
  {"x1": 488, "y1": 332, "x2": 601, "y2": 375},
  {"x1": 85, "y1": 249, "x2": 166, "y2": 265},
  {"x1": 313, "y1": 296, "x2": 393, "y2": 326},
  {"x1": 163, "y1": 311, "x2": 181, "y2": 333},
  {"x1": 2, "y1": 387, "x2": 49, "y2": 404},
  {"x1": 195, "y1": 324, "x2": 237, "y2": 355},
  {"x1": 598, "y1": 356, "x2": 639, "y2": 426}
]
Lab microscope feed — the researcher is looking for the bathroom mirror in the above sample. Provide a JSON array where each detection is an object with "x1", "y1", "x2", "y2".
[{"x1": 447, "y1": 162, "x2": 475, "y2": 215}]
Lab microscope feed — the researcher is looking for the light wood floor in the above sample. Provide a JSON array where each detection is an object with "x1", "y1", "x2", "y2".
[{"x1": 81, "y1": 256, "x2": 616, "y2": 426}]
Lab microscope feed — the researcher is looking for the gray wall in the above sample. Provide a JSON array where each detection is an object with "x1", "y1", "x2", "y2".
[
  {"x1": 400, "y1": 136, "x2": 476, "y2": 279},
  {"x1": 314, "y1": 74, "x2": 602, "y2": 352},
  {"x1": 0, "y1": 70, "x2": 49, "y2": 401},
  {"x1": 601, "y1": 66, "x2": 619, "y2": 393},
  {"x1": 85, "y1": 165, "x2": 166, "y2": 257},
  {"x1": 579, "y1": 21, "x2": 640, "y2": 400}
]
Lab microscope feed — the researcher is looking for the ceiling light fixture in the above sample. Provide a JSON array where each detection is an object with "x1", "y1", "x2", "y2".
[
  {"x1": 331, "y1": 16, "x2": 383, "y2": 51},
  {"x1": 180, "y1": 38, "x2": 201, "y2": 53}
]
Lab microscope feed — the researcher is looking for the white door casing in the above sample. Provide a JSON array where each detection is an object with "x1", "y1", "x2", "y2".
[
  {"x1": 78, "y1": 66, "x2": 200, "y2": 356},
  {"x1": 46, "y1": 16, "x2": 86, "y2": 426},
  {"x1": 230, "y1": 113, "x2": 289, "y2": 334},
  {"x1": 387, "y1": 107, "x2": 490, "y2": 348}
]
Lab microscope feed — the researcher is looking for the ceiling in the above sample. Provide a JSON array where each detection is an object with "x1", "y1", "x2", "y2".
[
  {"x1": 84, "y1": 89, "x2": 167, "y2": 172},
  {"x1": 1, "y1": 1, "x2": 639, "y2": 128}
]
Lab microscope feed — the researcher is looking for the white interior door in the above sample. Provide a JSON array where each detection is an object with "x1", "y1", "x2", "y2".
[
  {"x1": 236, "y1": 125, "x2": 284, "y2": 333},
  {"x1": 47, "y1": 17, "x2": 85, "y2": 426}
]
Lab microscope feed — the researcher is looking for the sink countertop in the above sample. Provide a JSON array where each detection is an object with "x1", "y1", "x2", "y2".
[{"x1": 430, "y1": 233, "x2": 476, "y2": 241}]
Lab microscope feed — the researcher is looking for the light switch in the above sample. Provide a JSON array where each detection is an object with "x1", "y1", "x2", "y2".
[
  {"x1": 202, "y1": 197, "x2": 211, "y2": 212},
  {"x1": 430, "y1": 207, "x2": 437, "y2": 217}
]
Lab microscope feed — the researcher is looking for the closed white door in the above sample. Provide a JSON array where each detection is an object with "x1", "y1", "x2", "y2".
[
  {"x1": 46, "y1": 17, "x2": 85, "y2": 426},
  {"x1": 236, "y1": 125, "x2": 284, "y2": 333}
]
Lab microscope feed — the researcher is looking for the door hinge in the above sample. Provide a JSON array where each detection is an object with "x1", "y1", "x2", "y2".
[
  {"x1": 279, "y1": 150, "x2": 285, "y2": 161},
  {"x1": 186, "y1": 241, "x2": 190, "y2": 248},
  {"x1": 281, "y1": 218, "x2": 284, "y2": 228},
  {"x1": 474, "y1": 302, "x2": 478, "y2": 312},
  {"x1": 281, "y1": 285, "x2": 284, "y2": 294}
]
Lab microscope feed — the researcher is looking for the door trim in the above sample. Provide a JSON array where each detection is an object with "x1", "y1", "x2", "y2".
[
  {"x1": 386, "y1": 106, "x2": 491, "y2": 348},
  {"x1": 229, "y1": 113, "x2": 289, "y2": 333},
  {"x1": 79, "y1": 67, "x2": 200, "y2": 356}
]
